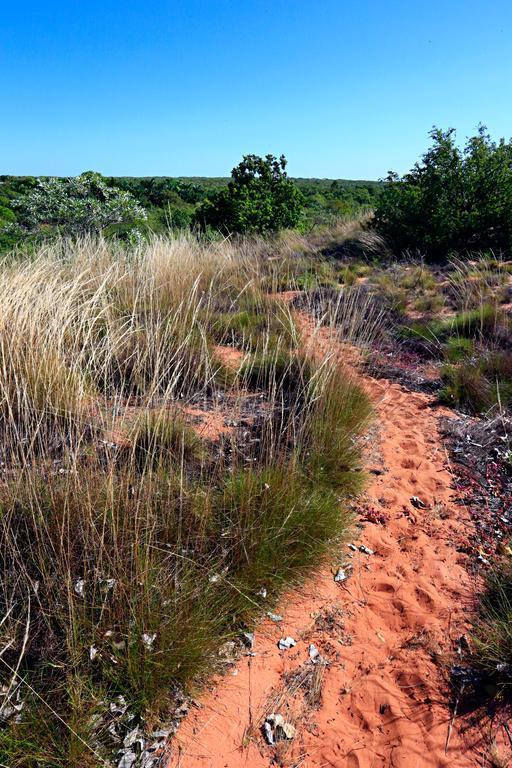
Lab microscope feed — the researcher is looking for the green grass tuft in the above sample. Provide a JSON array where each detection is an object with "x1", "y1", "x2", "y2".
[{"x1": 471, "y1": 559, "x2": 512, "y2": 698}]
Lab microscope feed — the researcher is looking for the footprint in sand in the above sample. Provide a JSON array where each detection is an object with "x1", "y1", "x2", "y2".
[
  {"x1": 399, "y1": 440, "x2": 419, "y2": 453},
  {"x1": 415, "y1": 586, "x2": 436, "y2": 610}
]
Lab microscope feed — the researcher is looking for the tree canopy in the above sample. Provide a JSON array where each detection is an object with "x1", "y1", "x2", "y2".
[
  {"x1": 374, "y1": 126, "x2": 512, "y2": 260},
  {"x1": 195, "y1": 154, "x2": 305, "y2": 234},
  {"x1": 9, "y1": 171, "x2": 146, "y2": 238}
]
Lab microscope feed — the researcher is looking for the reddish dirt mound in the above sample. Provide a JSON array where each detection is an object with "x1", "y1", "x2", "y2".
[
  {"x1": 213, "y1": 344, "x2": 245, "y2": 371},
  {"x1": 165, "y1": 316, "x2": 499, "y2": 768}
]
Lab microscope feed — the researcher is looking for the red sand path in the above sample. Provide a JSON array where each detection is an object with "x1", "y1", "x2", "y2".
[{"x1": 166, "y1": 315, "x2": 502, "y2": 768}]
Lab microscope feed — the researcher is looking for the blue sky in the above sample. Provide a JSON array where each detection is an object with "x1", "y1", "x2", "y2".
[{"x1": 2, "y1": 0, "x2": 511, "y2": 179}]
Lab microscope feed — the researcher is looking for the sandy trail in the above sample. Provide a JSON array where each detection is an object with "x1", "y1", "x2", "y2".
[{"x1": 166, "y1": 314, "x2": 487, "y2": 768}]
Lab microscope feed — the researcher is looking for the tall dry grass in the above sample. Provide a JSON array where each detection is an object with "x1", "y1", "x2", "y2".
[{"x1": 0, "y1": 232, "x2": 373, "y2": 766}]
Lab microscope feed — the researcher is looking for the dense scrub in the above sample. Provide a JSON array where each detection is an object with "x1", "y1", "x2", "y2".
[
  {"x1": 0, "y1": 169, "x2": 381, "y2": 251},
  {"x1": 374, "y1": 126, "x2": 512, "y2": 261}
]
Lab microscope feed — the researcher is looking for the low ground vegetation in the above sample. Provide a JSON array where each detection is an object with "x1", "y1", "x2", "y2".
[{"x1": 0, "y1": 234, "x2": 372, "y2": 766}]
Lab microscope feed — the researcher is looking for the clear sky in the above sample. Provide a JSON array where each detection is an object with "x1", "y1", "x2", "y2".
[{"x1": 2, "y1": 0, "x2": 511, "y2": 179}]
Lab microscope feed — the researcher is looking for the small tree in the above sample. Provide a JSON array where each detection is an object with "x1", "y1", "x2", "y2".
[
  {"x1": 374, "y1": 126, "x2": 512, "y2": 260},
  {"x1": 195, "y1": 154, "x2": 304, "y2": 234},
  {"x1": 10, "y1": 171, "x2": 146, "y2": 237}
]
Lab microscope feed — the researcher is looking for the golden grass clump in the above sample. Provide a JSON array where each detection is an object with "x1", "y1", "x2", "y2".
[{"x1": 0, "y1": 232, "x2": 373, "y2": 767}]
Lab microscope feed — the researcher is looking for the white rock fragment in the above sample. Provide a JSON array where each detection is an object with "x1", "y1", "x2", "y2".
[
  {"x1": 267, "y1": 612, "x2": 283, "y2": 623},
  {"x1": 308, "y1": 643, "x2": 321, "y2": 662},
  {"x1": 150, "y1": 729, "x2": 170, "y2": 740},
  {"x1": 142, "y1": 632, "x2": 156, "y2": 651},
  {"x1": 277, "y1": 636, "x2": 296, "y2": 650},
  {"x1": 263, "y1": 720, "x2": 275, "y2": 745},
  {"x1": 0, "y1": 702, "x2": 24, "y2": 722},
  {"x1": 334, "y1": 567, "x2": 348, "y2": 582},
  {"x1": 281, "y1": 721, "x2": 296, "y2": 739},
  {"x1": 264, "y1": 713, "x2": 296, "y2": 742},
  {"x1": 117, "y1": 751, "x2": 136, "y2": 768},
  {"x1": 110, "y1": 695, "x2": 128, "y2": 716},
  {"x1": 123, "y1": 726, "x2": 145, "y2": 750}
]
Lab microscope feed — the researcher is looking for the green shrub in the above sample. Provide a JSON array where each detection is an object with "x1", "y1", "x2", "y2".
[
  {"x1": 239, "y1": 349, "x2": 315, "y2": 397},
  {"x1": 129, "y1": 409, "x2": 205, "y2": 470},
  {"x1": 440, "y1": 362, "x2": 492, "y2": 412},
  {"x1": 0, "y1": 236, "x2": 371, "y2": 765},
  {"x1": 216, "y1": 466, "x2": 348, "y2": 596},
  {"x1": 374, "y1": 126, "x2": 512, "y2": 260},
  {"x1": 208, "y1": 292, "x2": 297, "y2": 353},
  {"x1": 399, "y1": 265, "x2": 436, "y2": 291},
  {"x1": 195, "y1": 155, "x2": 304, "y2": 234},
  {"x1": 444, "y1": 306, "x2": 500, "y2": 338},
  {"x1": 10, "y1": 172, "x2": 146, "y2": 238},
  {"x1": 412, "y1": 293, "x2": 445, "y2": 313},
  {"x1": 375, "y1": 272, "x2": 408, "y2": 312},
  {"x1": 406, "y1": 306, "x2": 501, "y2": 346}
]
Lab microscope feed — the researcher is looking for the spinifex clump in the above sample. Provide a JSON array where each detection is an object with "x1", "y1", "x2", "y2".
[{"x1": 0, "y1": 233, "x2": 371, "y2": 767}]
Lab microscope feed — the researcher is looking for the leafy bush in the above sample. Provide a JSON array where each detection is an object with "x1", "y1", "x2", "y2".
[
  {"x1": 239, "y1": 348, "x2": 315, "y2": 397},
  {"x1": 374, "y1": 126, "x2": 512, "y2": 260},
  {"x1": 195, "y1": 154, "x2": 304, "y2": 234},
  {"x1": 9, "y1": 171, "x2": 146, "y2": 238}
]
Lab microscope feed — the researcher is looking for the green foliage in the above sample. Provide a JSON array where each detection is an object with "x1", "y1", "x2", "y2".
[
  {"x1": 472, "y1": 558, "x2": 512, "y2": 696},
  {"x1": 239, "y1": 349, "x2": 315, "y2": 396},
  {"x1": 216, "y1": 466, "x2": 348, "y2": 594},
  {"x1": 0, "y1": 173, "x2": 382, "y2": 251},
  {"x1": 0, "y1": 237, "x2": 371, "y2": 764},
  {"x1": 208, "y1": 291, "x2": 297, "y2": 352},
  {"x1": 302, "y1": 372, "x2": 372, "y2": 489},
  {"x1": 440, "y1": 351, "x2": 512, "y2": 413},
  {"x1": 130, "y1": 409, "x2": 205, "y2": 470},
  {"x1": 374, "y1": 126, "x2": 512, "y2": 260},
  {"x1": 403, "y1": 305, "x2": 502, "y2": 346},
  {"x1": 432, "y1": 305, "x2": 501, "y2": 340},
  {"x1": 444, "y1": 336, "x2": 475, "y2": 362},
  {"x1": 8, "y1": 171, "x2": 146, "y2": 238},
  {"x1": 195, "y1": 154, "x2": 305, "y2": 234}
]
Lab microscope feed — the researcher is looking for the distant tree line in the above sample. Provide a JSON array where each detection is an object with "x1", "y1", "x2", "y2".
[
  {"x1": 3, "y1": 127, "x2": 512, "y2": 260},
  {"x1": 0, "y1": 158, "x2": 381, "y2": 250}
]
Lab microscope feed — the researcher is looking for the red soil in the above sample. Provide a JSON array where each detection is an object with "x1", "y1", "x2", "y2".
[
  {"x1": 213, "y1": 344, "x2": 245, "y2": 371},
  {"x1": 165, "y1": 315, "x2": 506, "y2": 768}
]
